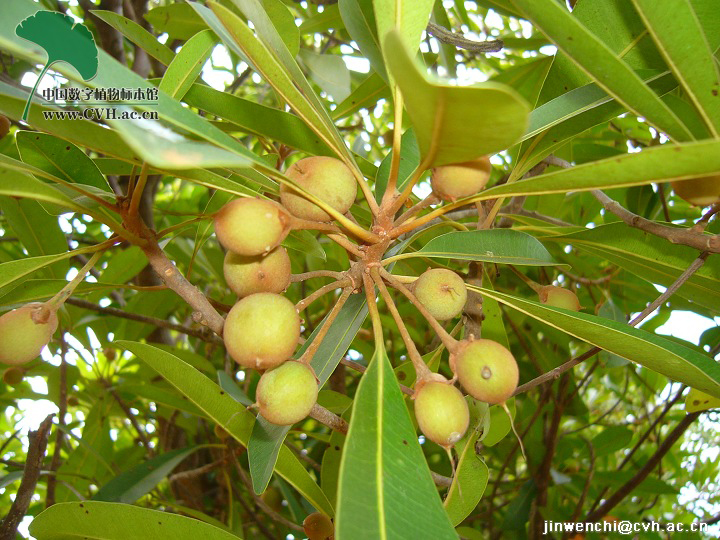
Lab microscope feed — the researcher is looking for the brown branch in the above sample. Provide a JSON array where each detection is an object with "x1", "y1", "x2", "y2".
[
  {"x1": 426, "y1": 22, "x2": 503, "y2": 53},
  {"x1": 106, "y1": 385, "x2": 153, "y2": 456},
  {"x1": 592, "y1": 190, "x2": 720, "y2": 253},
  {"x1": 0, "y1": 415, "x2": 54, "y2": 540},
  {"x1": 585, "y1": 412, "x2": 701, "y2": 522},
  {"x1": 309, "y1": 404, "x2": 348, "y2": 434},
  {"x1": 65, "y1": 297, "x2": 220, "y2": 342}
]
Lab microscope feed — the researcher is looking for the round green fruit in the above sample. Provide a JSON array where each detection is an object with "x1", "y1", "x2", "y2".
[
  {"x1": 223, "y1": 293, "x2": 300, "y2": 370},
  {"x1": 413, "y1": 268, "x2": 467, "y2": 321},
  {"x1": 538, "y1": 285, "x2": 581, "y2": 311},
  {"x1": 214, "y1": 198, "x2": 290, "y2": 256},
  {"x1": 452, "y1": 339, "x2": 518, "y2": 405},
  {"x1": 431, "y1": 156, "x2": 492, "y2": 201},
  {"x1": 256, "y1": 361, "x2": 318, "y2": 426},
  {"x1": 224, "y1": 246, "x2": 291, "y2": 298},
  {"x1": 280, "y1": 156, "x2": 356, "y2": 222},
  {"x1": 302, "y1": 512, "x2": 334, "y2": 540},
  {"x1": 0, "y1": 303, "x2": 57, "y2": 366},
  {"x1": 671, "y1": 174, "x2": 720, "y2": 206},
  {"x1": 414, "y1": 381, "x2": 469, "y2": 447},
  {"x1": 3, "y1": 367, "x2": 24, "y2": 386}
]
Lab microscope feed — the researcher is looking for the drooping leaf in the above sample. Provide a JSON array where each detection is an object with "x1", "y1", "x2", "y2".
[
  {"x1": 335, "y1": 342, "x2": 457, "y2": 539},
  {"x1": 385, "y1": 229, "x2": 560, "y2": 267},
  {"x1": 15, "y1": 10, "x2": 98, "y2": 120},
  {"x1": 384, "y1": 30, "x2": 530, "y2": 167},
  {"x1": 158, "y1": 29, "x2": 216, "y2": 100},
  {"x1": 472, "y1": 286, "x2": 720, "y2": 399}
]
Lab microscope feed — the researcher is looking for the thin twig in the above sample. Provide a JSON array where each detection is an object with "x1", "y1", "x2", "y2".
[
  {"x1": 309, "y1": 404, "x2": 348, "y2": 434},
  {"x1": 426, "y1": 22, "x2": 503, "y2": 53},
  {"x1": 298, "y1": 287, "x2": 353, "y2": 364},
  {"x1": 295, "y1": 279, "x2": 351, "y2": 312},
  {"x1": 290, "y1": 270, "x2": 346, "y2": 283},
  {"x1": 0, "y1": 415, "x2": 54, "y2": 540},
  {"x1": 592, "y1": 190, "x2": 720, "y2": 253}
]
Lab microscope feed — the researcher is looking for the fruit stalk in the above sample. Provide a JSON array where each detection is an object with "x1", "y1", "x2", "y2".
[{"x1": 298, "y1": 286, "x2": 353, "y2": 365}]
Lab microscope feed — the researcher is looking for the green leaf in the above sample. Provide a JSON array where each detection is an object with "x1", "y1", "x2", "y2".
[
  {"x1": 0, "y1": 253, "x2": 76, "y2": 293},
  {"x1": 92, "y1": 10, "x2": 174, "y2": 66},
  {"x1": 631, "y1": 0, "x2": 720, "y2": 137},
  {"x1": 333, "y1": 74, "x2": 389, "y2": 123},
  {"x1": 0, "y1": 197, "x2": 68, "y2": 279},
  {"x1": 335, "y1": 342, "x2": 457, "y2": 539},
  {"x1": 374, "y1": 0, "x2": 434, "y2": 68},
  {"x1": 443, "y1": 398, "x2": 490, "y2": 526},
  {"x1": 29, "y1": 501, "x2": 241, "y2": 540},
  {"x1": 248, "y1": 293, "x2": 368, "y2": 493},
  {"x1": 501, "y1": 479, "x2": 536, "y2": 530},
  {"x1": 16, "y1": 131, "x2": 112, "y2": 192},
  {"x1": 480, "y1": 139, "x2": 720, "y2": 200},
  {"x1": 549, "y1": 223, "x2": 720, "y2": 311},
  {"x1": 472, "y1": 286, "x2": 720, "y2": 399},
  {"x1": 93, "y1": 447, "x2": 202, "y2": 504},
  {"x1": 509, "y1": 0, "x2": 693, "y2": 141},
  {"x1": 375, "y1": 129, "x2": 419, "y2": 201},
  {"x1": 144, "y1": 3, "x2": 207, "y2": 41},
  {"x1": 299, "y1": 50, "x2": 352, "y2": 103},
  {"x1": 384, "y1": 30, "x2": 529, "y2": 167},
  {"x1": 592, "y1": 426, "x2": 633, "y2": 457},
  {"x1": 339, "y1": 0, "x2": 386, "y2": 81},
  {"x1": 387, "y1": 230, "x2": 560, "y2": 266},
  {"x1": 158, "y1": 29, "x2": 216, "y2": 100},
  {"x1": 685, "y1": 388, "x2": 720, "y2": 413},
  {"x1": 107, "y1": 114, "x2": 256, "y2": 170},
  {"x1": 15, "y1": 11, "x2": 98, "y2": 120},
  {"x1": 207, "y1": 0, "x2": 350, "y2": 163},
  {"x1": 0, "y1": 167, "x2": 84, "y2": 213},
  {"x1": 258, "y1": 0, "x2": 300, "y2": 57},
  {"x1": 116, "y1": 340, "x2": 334, "y2": 516}
]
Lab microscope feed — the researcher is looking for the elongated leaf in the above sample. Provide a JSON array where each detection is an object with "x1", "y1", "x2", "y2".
[
  {"x1": 0, "y1": 198, "x2": 68, "y2": 279},
  {"x1": 158, "y1": 29, "x2": 215, "y2": 100},
  {"x1": 374, "y1": 0, "x2": 434, "y2": 66},
  {"x1": 0, "y1": 253, "x2": 76, "y2": 294},
  {"x1": 107, "y1": 114, "x2": 255, "y2": 170},
  {"x1": 16, "y1": 131, "x2": 111, "y2": 192},
  {"x1": 509, "y1": 0, "x2": 693, "y2": 141},
  {"x1": 144, "y1": 3, "x2": 207, "y2": 40},
  {"x1": 183, "y1": 83, "x2": 331, "y2": 156},
  {"x1": 116, "y1": 341, "x2": 334, "y2": 516},
  {"x1": 92, "y1": 10, "x2": 174, "y2": 65},
  {"x1": 93, "y1": 447, "x2": 201, "y2": 504},
  {"x1": 299, "y1": 49, "x2": 352, "y2": 103},
  {"x1": 632, "y1": 0, "x2": 720, "y2": 137},
  {"x1": 471, "y1": 287, "x2": 720, "y2": 399},
  {"x1": 335, "y1": 342, "x2": 457, "y2": 539},
  {"x1": 332, "y1": 72, "x2": 389, "y2": 121},
  {"x1": 685, "y1": 388, "x2": 720, "y2": 413},
  {"x1": 0, "y1": 167, "x2": 85, "y2": 213},
  {"x1": 207, "y1": 1, "x2": 350, "y2": 162},
  {"x1": 248, "y1": 293, "x2": 368, "y2": 493},
  {"x1": 479, "y1": 139, "x2": 720, "y2": 200},
  {"x1": 339, "y1": 0, "x2": 386, "y2": 81},
  {"x1": 384, "y1": 30, "x2": 529, "y2": 167},
  {"x1": 387, "y1": 230, "x2": 559, "y2": 266},
  {"x1": 548, "y1": 223, "x2": 720, "y2": 311},
  {"x1": 29, "y1": 501, "x2": 241, "y2": 540},
  {"x1": 444, "y1": 399, "x2": 490, "y2": 526}
]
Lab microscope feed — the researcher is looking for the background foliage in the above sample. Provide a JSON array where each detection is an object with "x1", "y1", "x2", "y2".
[{"x1": 0, "y1": 0, "x2": 719, "y2": 539}]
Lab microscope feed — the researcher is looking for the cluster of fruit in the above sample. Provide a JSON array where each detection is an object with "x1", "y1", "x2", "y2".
[{"x1": 214, "y1": 156, "x2": 358, "y2": 426}]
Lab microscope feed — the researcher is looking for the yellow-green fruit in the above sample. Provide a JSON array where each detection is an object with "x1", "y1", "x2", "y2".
[
  {"x1": 0, "y1": 115, "x2": 10, "y2": 139},
  {"x1": 303, "y1": 512, "x2": 334, "y2": 540},
  {"x1": 539, "y1": 285, "x2": 581, "y2": 311},
  {"x1": 256, "y1": 361, "x2": 318, "y2": 426},
  {"x1": 453, "y1": 339, "x2": 518, "y2": 405},
  {"x1": 0, "y1": 304, "x2": 57, "y2": 366},
  {"x1": 224, "y1": 293, "x2": 300, "y2": 370},
  {"x1": 414, "y1": 381, "x2": 469, "y2": 447},
  {"x1": 413, "y1": 268, "x2": 467, "y2": 321},
  {"x1": 671, "y1": 174, "x2": 720, "y2": 206},
  {"x1": 431, "y1": 156, "x2": 492, "y2": 201},
  {"x1": 224, "y1": 246, "x2": 291, "y2": 298},
  {"x1": 3, "y1": 367, "x2": 24, "y2": 386},
  {"x1": 214, "y1": 198, "x2": 290, "y2": 256},
  {"x1": 280, "y1": 156, "x2": 356, "y2": 222}
]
